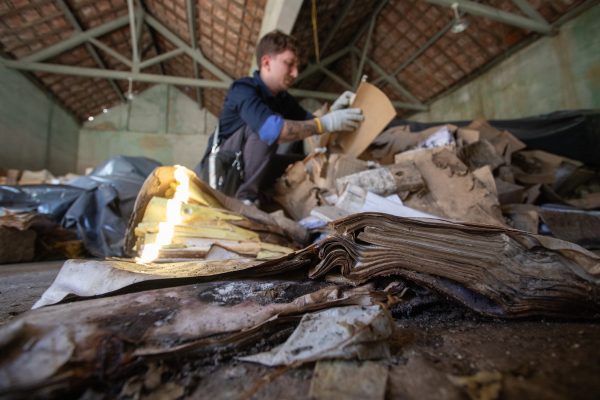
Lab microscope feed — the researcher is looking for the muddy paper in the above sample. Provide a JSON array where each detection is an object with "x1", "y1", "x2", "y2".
[{"x1": 239, "y1": 305, "x2": 392, "y2": 366}]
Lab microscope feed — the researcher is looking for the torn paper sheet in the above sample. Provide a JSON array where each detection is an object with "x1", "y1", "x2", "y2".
[
  {"x1": 459, "y1": 139, "x2": 505, "y2": 171},
  {"x1": 33, "y1": 258, "x2": 261, "y2": 309},
  {"x1": 335, "y1": 185, "x2": 441, "y2": 219},
  {"x1": 239, "y1": 305, "x2": 393, "y2": 366},
  {"x1": 33, "y1": 249, "x2": 314, "y2": 309},
  {"x1": 417, "y1": 125, "x2": 455, "y2": 149},
  {"x1": 396, "y1": 147, "x2": 505, "y2": 226},
  {"x1": 367, "y1": 125, "x2": 457, "y2": 164},
  {"x1": 311, "y1": 206, "x2": 352, "y2": 223}
]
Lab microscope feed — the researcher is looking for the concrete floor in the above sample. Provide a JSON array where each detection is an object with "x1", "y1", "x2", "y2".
[
  {"x1": 1, "y1": 261, "x2": 599, "y2": 399},
  {"x1": 0, "y1": 260, "x2": 63, "y2": 326}
]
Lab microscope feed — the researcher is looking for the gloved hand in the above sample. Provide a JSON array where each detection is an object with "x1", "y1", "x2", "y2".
[
  {"x1": 319, "y1": 108, "x2": 364, "y2": 132},
  {"x1": 330, "y1": 90, "x2": 356, "y2": 111}
]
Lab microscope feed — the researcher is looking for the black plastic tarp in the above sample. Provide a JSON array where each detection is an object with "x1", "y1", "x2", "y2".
[
  {"x1": 391, "y1": 110, "x2": 600, "y2": 166},
  {"x1": 0, "y1": 156, "x2": 160, "y2": 257},
  {"x1": 0, "y1": 185, "x2": 84, "y2": 220}
]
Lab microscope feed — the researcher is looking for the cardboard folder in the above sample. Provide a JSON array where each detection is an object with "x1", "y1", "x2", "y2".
[{"x1": 338, "y1": 81, "x2": 396, "y2": 158}]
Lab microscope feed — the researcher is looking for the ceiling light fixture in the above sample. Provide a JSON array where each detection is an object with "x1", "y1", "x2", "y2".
[
  {"x1": 88, "y1": 116, "x2": 94, "y2": 121},
  {"x1": 126, "y1": 77, "x2": 135, "y2": 101},
  {"x1": 451, "y1": 2, "x2": 468, "y2": 34}
]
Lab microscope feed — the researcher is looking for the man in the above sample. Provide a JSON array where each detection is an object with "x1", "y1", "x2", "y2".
[{"x1": 199, "y1": 30, "x2": 363, "y2": 205}]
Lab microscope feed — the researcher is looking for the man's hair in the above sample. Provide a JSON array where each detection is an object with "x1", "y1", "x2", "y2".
[{"x1": 255, "y1": 30, "x2": 299, "y2": 68}]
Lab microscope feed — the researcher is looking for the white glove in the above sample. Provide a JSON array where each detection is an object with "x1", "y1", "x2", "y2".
[
  {"x1": 320, "y1": 108, "x2": 364, "y2": 132},
  {"x1": 330, "y1": 90, "x2": 356, "y2": 111}
]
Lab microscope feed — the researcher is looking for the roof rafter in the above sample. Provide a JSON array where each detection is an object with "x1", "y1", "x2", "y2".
[
  {"x1": 88, "y1": 38, "x2": 132, "y2": 68},
  {"x1": 139, "y1": 48, "x2": 184, "y2": 69},
  {"x1": 426, "y1": 0, "x2": 554, "y2": 34},
  {"x1": 372, "y1": 19, "x2": 454, "y2": 86},
  {"x1": 512, "y1": 0, "x2": 548, "y2": 24},
  {"x1": 350, "y1": 47, "x2": 426, "y2": 110},
  {"x1": 186, "y1": 0, "x2": 202, "y2": 108},
  {"x1": 296, "y1": 0, "x2": 387, "y2": 87},
  {"x1": 0, "y1": 60, "x2": 231, "y2": 88},
  {"x1": 320, "y1": 0, "x2": 355, "y2": 55},
  {"x1": 20, "y1": 14, "x2": 130, "y2": 63},
  {"x1": 55, "y1": 0, "x2": 126, "y2": 101},
  {"x1": 145, "y1": 14, "x2": 232, "y2": 83},
  {"x1": 354, "y1": 0, "x2": 387, "y2": 89},
  {"x1": 127, "y1": 0, "x2": 140, "y2": 73},
  {"x1": 1, "y1": 59, "x2": 378, "y2": 104},
  {"x1": 319, "y1": 66, "x2": 353, "y2": 91},
  {"x1": 296, "y1": 46, "x2": 351, "y2": 83},
  {"x1": 138, "y1": 0, "x2": 165, "y2": 75}
]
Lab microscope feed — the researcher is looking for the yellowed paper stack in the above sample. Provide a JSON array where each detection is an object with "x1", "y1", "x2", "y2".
[{"x1": 130, "y1": 165, "x2": 295, "y2": 263}]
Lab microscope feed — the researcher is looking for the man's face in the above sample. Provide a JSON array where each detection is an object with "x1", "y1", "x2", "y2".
[{"x1": 261, "y1": 49, "x2": 299, "y2": 93}]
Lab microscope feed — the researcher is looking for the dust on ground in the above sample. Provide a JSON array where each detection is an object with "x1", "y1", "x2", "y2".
[{"x1": 2, "y1": 262, "x2": 599, "y2": 399}]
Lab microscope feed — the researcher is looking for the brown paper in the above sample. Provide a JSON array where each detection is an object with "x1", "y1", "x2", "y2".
[{"x1": 338, "y1": 81, "x2": 396, "y2": 158}]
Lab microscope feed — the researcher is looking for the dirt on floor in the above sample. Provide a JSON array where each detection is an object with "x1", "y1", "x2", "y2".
[
  {"x1": 1, "y1": 261, "x2": 599, "y2": 400},
  {"x1": 0, "y1": 260, "x2": 62, "y2": 326},
  {"x1": 75, "y1": 308, "x2": 600, "y2": 400}
]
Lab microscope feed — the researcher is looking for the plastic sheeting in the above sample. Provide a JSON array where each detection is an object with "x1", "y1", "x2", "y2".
[
  {"x1": 0, "y1": 156, "x2": 160, "y2": 257},
  {"x1": 392, "y1": 110, "x2": 600, "y2": 166},
  {"x1": 0, "y1": 185, "x2": 84, "y2": 220}
]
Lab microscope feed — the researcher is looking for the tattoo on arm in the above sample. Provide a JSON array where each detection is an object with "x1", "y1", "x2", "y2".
[{"x1": 278, "y1": 120, "x2": 319, "y2": 143}]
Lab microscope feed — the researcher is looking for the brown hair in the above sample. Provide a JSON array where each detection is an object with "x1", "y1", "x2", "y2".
[{"x1": 255, "y1": 30, "x2": 299, "y2": 68}]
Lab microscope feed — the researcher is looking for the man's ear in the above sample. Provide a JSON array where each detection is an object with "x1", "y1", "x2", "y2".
[{"x1": 260, "y1": 54, "x2": 271, "y2": 71}]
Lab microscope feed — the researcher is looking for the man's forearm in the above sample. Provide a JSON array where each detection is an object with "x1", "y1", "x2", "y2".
[{"x1": 278, "y1": 119, "x2": 320, "y2": 144}]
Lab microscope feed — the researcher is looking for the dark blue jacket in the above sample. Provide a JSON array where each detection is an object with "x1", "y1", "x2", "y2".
[{"x1": 218, "y1": 71, "x2": 312, "y2": 145}]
